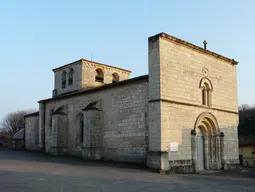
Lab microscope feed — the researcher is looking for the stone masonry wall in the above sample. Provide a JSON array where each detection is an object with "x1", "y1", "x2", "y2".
[
  {"x1": 158, "y1": 35, "x2": 239, "y2": 169},
  {"x1": 147, "y1": 37, "x2": 163, "y2": 169},
  {"x1": 81, "y1": 109, "x2": 103, "y2": 160},
  {"x1": 53, "y1": 60, "x2": 131, "y2": 96},
  {"x1": 81, "y1": 60, "x2": 131, "y2": 89},
  {"x1": 161, "y1": 103, "x2": 239, "y2": 165},
  {"x1": 43, "y1": 79, "x2": 148, "y2": 164},
  {"x1": 54, "y1": 60, "x2": 83, "y2": 96},
  {"x1": 147, "y1": 33, "x2": 239, "y2": 171},
  {"x1": 159, "y1": 36, "x2": 238, "y2": 112},
  {"x1": 25, "y1": 115, "x2": 40, "y2": 151}
]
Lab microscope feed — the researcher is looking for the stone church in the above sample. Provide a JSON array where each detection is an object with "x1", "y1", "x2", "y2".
[{"x1": 24, "y1": 32, "x2": 240, "y2": 173}]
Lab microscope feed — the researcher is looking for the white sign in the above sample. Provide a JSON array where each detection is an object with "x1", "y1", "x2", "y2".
[{"x1": 170, "y1": 142, "x2": 179, "y2": 152}]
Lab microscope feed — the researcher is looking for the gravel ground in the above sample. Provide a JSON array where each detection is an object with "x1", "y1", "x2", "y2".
[{"x1": 0, "y1": 149, "x2": 254, "y2": 192}]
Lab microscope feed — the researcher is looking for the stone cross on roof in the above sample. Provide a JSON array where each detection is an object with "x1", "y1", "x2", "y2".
[{"x1": 203, "y1": 40, "x2": 207, "y2": 50}]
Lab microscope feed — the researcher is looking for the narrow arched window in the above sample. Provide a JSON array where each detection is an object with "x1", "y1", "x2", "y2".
[
  {"x1": 61, "y1": 71, "x2": 67, "y2": 88},
  {"x1": 112, "y1": 73, "x2": 119, "y2": 83},
  {"x1": 206, "y1": 84, "x2": 212, "y2": 107},
  {"x1": 95, "y1": 68, "x2": 104, "y2": 82},
  {"x1": 80, "y1": 115, "x2": 84, "y2": 143},
  {"x1": 202, "y1": 83, "x2": 210, "y2": 106},
  {"x1": 202, "y1": 88, "x2": 206, "y2": 105},
  {"x1": 200, "y1": 78, "x2": 213, "y2": 107},
  {"x1": 68, "y1": 68, "x2": 74, "y2": 85}
]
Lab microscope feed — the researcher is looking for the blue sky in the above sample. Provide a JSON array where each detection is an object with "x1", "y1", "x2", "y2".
[{"x1": 0, "y1": 0, "x2": 254, "y2": 121}]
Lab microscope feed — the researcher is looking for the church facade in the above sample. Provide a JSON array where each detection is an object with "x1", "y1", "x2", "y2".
[{"x1": 24, "y1": 32, "x2": 240, "y2": 173}]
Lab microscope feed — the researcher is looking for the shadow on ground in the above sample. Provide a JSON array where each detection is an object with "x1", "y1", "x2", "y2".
[
  {"x1": 0, "y1": 149, "x2": 254, "y2": 179},
  {"x1": 0, "y1": 149, "x2": 148, "y2": 171}
]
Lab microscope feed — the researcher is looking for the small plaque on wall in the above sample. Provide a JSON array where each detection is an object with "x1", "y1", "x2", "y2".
[{"x1": 170, "y1": 142, "x2": 179, "y2": 152}]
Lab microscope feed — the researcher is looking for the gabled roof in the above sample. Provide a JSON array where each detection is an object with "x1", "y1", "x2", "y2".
[{"x1": 13, "y1": 128, "x2": 24, "y2": 140}]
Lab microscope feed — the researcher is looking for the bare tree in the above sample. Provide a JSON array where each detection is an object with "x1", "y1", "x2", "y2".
[{"x1": 0, "y1": 110, "x2": 35, "y2": 136}]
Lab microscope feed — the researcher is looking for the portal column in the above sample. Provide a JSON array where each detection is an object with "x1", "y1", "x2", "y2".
[
  {"x1": 216, "y1": 133, "x2": 221, "y2": 169},
  {"x1": 190, "y1": 130, "x2": 197, "y2": 172},
  {"x1": 204, "y1": 135, "x2": 209, "y2": 170},
  {"x1": 211, "y1": 135, "x2": 216, "y2": 163},
  {"x1": 220, "y1": 132, "x2": 225, "y2": 169},
  {"x1": 209, "y1": 135, "x2": 212, "y2": 163}
]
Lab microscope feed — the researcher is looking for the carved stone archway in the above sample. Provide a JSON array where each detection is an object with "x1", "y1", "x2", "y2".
[{"x1": 191, "y1": 112, "x2": 224, "y2": 172}]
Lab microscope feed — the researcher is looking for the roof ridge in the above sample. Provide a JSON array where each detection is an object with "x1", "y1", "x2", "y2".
[{"x1": 52, "y1": 58, "x2": 131, "y2": 73}]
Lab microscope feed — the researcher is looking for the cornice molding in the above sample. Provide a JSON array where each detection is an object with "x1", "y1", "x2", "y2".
[
  {"x1": 149, "y1": 32, "x2": 238, "y2": 65},
  {"x1": 149, "y1": 99, "x2": 238, "y2": 114}
]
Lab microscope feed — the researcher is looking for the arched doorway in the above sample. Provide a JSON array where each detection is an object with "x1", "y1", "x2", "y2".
[
  {"x1": 192, "y1": 112, "x2": 223, "y2": 172},
  {"x1": 196, "y1": 125, "x2": 206, "y2": 171}
]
